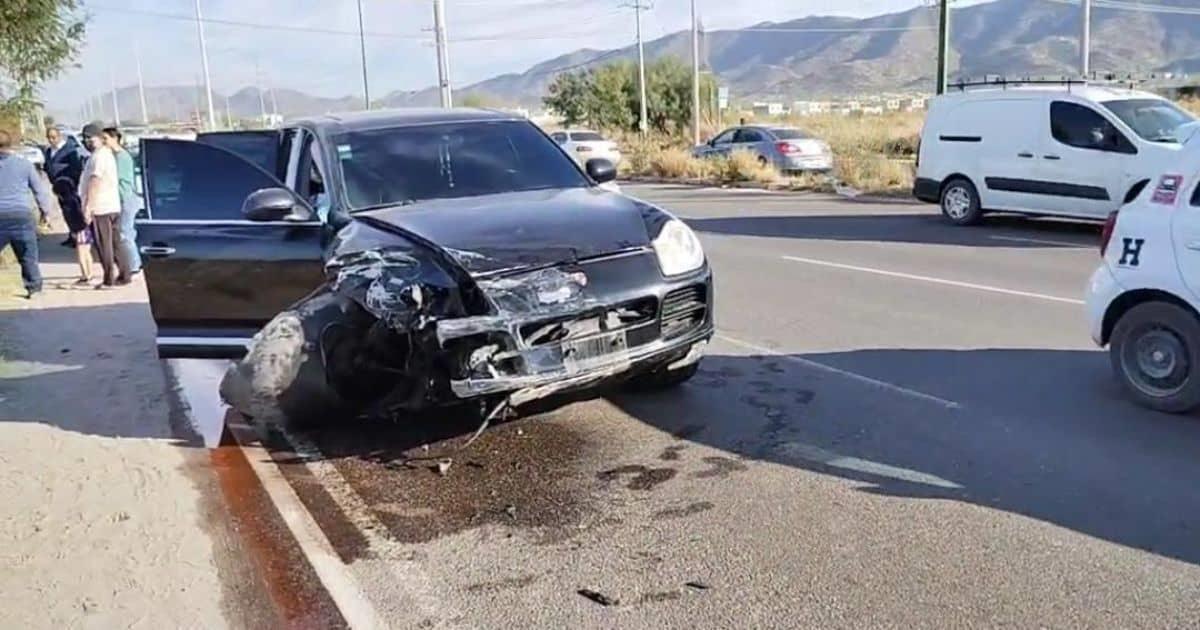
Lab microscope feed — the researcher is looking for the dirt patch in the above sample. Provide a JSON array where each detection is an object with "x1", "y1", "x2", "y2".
[
  {"x1": 314, "y1": 411, "x2": 596, "y2": 544},
  {"x1": 597, "y1": 464, "x2": 678, "y2": 491},
  {"x1": 639, "y1": 590, "x2": 683, "y2": 604},
  {"x1": 659, "y1": 445, "x2": 686, "y2": 461},
  {"x1": 652, "y1": 501, "x2": 714, "y2": 521},
  {"x1": 465, "y1": 574, "x2": 539, "y2": 594},
  {"x1": 691, "y1": 456, "x2": 748, "y2": 480}
]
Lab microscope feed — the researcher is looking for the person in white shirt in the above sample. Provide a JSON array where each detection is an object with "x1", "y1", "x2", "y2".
[{"x1": 79, "y1": 123, "x2": 129, "y2": 287}]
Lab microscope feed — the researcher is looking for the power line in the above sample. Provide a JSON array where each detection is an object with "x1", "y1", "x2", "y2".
[{"x1": 1044, "y1": 0, "x2": 1200, "y2": 15}]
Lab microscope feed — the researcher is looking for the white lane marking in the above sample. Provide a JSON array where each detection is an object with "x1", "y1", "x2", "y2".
[
  {"x1": 989, "y1": 235, "x2": 1090, "y2": 248},
  {"x1": 773, "y1": 441, "x2": 962, "y2": 489},
  {"x1": 227, "y1": 418, "x2": 388, "y2": 630},
  {"x1": 717, "y1": 334, "x2": 961, "y2": 409},
  {"x1": 781, "y1": 255, "x2": 1085, "y2": 305}
]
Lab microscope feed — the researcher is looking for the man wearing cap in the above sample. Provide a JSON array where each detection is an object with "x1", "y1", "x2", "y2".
[
  {"x1": 79, "y1": 123, "x2": 129, "y2": 287},
  {"x1": 0, "y1": 129, "x2": 53, "y2": 298}
]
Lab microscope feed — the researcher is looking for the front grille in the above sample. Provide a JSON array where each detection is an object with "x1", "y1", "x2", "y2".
[
  {"x1": 660, "y1": 285, "x2": 706, "y2": 339},
  {"x1": 518, "y1": 297, "x2": 658, "y2": 348}
]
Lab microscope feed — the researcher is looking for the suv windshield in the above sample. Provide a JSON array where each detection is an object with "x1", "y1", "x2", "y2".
[
  {"x1": 1101, "y1": 99, "x2": 1196, "y2": 143},
  {"x1": 333, "y1": 120, "x2": 589, "y2": 210}
]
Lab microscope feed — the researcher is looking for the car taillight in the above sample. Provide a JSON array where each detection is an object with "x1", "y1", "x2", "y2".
[
  {"x1": 1100, "y1": 211, "x2": 1119, "y2": 256},
  {"x1": 776, "y1": 141, "x2": 800, "y2": 155}
]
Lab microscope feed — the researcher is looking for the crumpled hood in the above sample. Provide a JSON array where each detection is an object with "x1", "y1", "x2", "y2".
[{"x1": 358, "y1": 187, "x2": 652, "y2": 274}]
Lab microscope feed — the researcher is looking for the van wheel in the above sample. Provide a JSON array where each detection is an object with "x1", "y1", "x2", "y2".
[
  {"x1": 940, "y1": 178, "x2": 983, "y2": 226},
  {"x1": 1110, "y1": 301, "x2": 1200, "y2": 414}
]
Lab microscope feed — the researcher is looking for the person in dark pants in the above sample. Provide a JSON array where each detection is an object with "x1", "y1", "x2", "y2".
[
  {"x1": 102, "y1": 127, "x2": 141, "y2": 275},
  {"x1": 0, "y1": 129, "x2": 53, "y2": 298},
  {"x1": 79, "y1": 124, "x2": 128, "y2": 288},
  {"x1": 43, "y1": 126, "x2": 88, "y2": 247}
]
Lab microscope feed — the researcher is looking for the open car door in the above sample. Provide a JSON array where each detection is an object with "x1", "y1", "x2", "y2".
[
  {"x1": 137, "y1": 138, "x2": 326, "y2": 359},
  {"x1": 196, "y1": 130, "x2": 285, "y2": 178}
]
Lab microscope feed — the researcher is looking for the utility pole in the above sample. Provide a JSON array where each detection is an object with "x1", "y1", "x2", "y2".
[
  {"x1": 135, "y1": 41, "x2": 149, "y2": 124},
  {"x1": 628, "y1": 1, "x2": 649, "y2": 135},
  {"x1": 356, "y1": 0, "x2": 371, "y2": 109},
  {"x1": 935, "y1": 0, "x2": 950, "y2": 95},
  {"x1": 433, "y1": 0, "x2": 452, "y2": 107},
  {"x1": 109, "y1": 68, "x2": 122, "y2": 126},
  {"x1": 194, "y1": 0, "x2": 217, "y2": 130},
  {"x1": 225, "y1": 94, "x2": 233, "y2": 129},
  {"x1": 690, "y1": 0, "x2": 700, "y2": 146},
  {"x1": 1081, "y1": 0, "x2": 1092, "y2": 77},
  {"x1": 254, "y1": 60, "x2": 267, "y2": 124}
]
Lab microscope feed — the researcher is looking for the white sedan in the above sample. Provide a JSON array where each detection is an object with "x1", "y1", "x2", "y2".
[{"x1": 550, "y1": 129, "x2": 621, "y2": 167}]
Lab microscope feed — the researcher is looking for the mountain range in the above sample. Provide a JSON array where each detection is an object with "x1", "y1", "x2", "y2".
[{"x1": 79, "y1": 0, "x2": 1200, "y2": 121}]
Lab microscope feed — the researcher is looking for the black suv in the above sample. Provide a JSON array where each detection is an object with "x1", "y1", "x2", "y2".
[{"x1": 135, "y1": 108, "x2": 713, "y2": 425}]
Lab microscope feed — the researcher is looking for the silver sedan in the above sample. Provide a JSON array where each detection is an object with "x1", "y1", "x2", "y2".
[{"x1": 693, "y1": 125, "x2": 833, "y2": 173}]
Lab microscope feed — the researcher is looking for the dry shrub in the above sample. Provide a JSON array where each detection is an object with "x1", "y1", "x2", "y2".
[
  {"x1": 1180, "y1": 97, "x2": 1200, "y2": 117},
  {"x1": 797, "y1": 111, "x2": 924, "y2": 159},
  {"x1": 834, "y1": 150, "x2": 914, "y2": 194},
  {"x1": 649, "y1": 147, "x2": 699, "y2": 178},
  {"x1": 717, "y1": 150, "x2": 777, "y2": 184}
]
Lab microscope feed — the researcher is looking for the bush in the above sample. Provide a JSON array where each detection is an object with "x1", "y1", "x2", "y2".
[
  {"x1": 834, "y1": 150, "x2": 914, "y2": 194},
  {"x1": 649, "y1": 147, "x2": 704, "y2": 178},
  {"x1": 717, "y1": 150, "x2": 777, "y2": 184},
  {"x1": 1181, "y1": 97, "x2": 1200, "y2": 117}
]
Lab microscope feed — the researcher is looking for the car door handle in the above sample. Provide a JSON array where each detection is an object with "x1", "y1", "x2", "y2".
[
  {"x1": 1187, "y1": 241, "x2": 1200, "y2": 251},
  {"x1": 1043, "y1": 155, "x2": 1061, "y2": 160},
  {"x1": 140, "y1": 245, "x2": 176, "y2": 257},
  {"x1": 1017, "y1": 152, "x2": 1034, "y2": 158}
]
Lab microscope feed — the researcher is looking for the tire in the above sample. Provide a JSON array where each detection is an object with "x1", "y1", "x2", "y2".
[
  {"x1": 757, "y1": 155, "x2": 770, "y2": 168},
  {"x1": 940, "y1": 177, "x2": 983, "y2": 226},
  {"x1": 625, "y1": 362, "x2": 700, "y2": 392},
  {"x1": 1109, "y1": 301, "x2": 1200, "y2": 414}
]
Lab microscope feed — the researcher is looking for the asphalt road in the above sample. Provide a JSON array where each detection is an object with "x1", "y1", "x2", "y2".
[{"x1": 185, "y1": 184, "x2": 1200, "y2": 628}]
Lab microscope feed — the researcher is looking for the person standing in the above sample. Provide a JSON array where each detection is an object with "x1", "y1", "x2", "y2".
[
  {"x1": 102, "y1": 127, "x2": 141, "y2": 275},
  {"x1": 79, "y1": 124, "x2": 128, "y2": 287},
  {"x1": 44, "y1": 126, "x2": 88, "y2": 247},
  {"x1": 0, "y1": 129, "x2": 54, "y2": 298}
]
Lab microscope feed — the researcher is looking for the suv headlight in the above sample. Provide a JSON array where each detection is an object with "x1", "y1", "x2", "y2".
[{"x1": 652, "y1": 219, "x2": 704, "y2": 276}]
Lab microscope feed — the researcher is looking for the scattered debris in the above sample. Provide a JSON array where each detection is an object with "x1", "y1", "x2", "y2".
[
  {"x1": 435, "y1": 459, "x2": 452, "y2": 476},
  {"x1": 640, "y1": 591, "x2": 682, "y2": 604},
  {"x1": 578, "y1": 589, "x2": 620, "y2": 606},
  {"x1": 685, "y1": 581, "x2": 710, "y2": 591},
  {"x1": 503, "y1": 504, "x2": 517, "y2": 519}
]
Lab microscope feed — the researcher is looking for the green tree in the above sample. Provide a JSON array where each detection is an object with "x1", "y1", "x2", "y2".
[
  {"x1": 460, "y1": 92, "x2": 497, "y2": 109},
  {"x1": 544, "y1": 57, "x2": 716, "y2": 134},
  {"x1": 0, "y1": 0, "x2": 86, "y2": 127}
]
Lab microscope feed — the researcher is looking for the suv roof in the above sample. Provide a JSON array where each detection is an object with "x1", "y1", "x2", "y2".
[{"x1": 294, "y1": 107, "x2": 523, "y2": 134}]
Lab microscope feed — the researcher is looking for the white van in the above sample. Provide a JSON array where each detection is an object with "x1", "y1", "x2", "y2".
[{"x1": 914, "y1": 83, "x2": 1197, "y2": 225}]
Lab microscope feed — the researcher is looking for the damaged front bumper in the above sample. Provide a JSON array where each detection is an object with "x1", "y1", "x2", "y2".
[{"x1": 438, "y1": 251, "x2": 714, "y2": 405}]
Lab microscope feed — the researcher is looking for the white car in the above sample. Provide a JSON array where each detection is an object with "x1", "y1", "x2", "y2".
[
  {"x1": 16, "y1": 143, "x2": 44, "y2": 169},
  {"x1": 915, "y1": 82, "x2": 1196, "y2": 225},
  {"x1": 1086, "y1": 135, "x2": 1200, "y2": 412},
  {"x1": 550, "y1": 129, "x2": 621, "y2": 166}
]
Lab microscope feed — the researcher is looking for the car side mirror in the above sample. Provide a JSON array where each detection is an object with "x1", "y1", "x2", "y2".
[
  {"x1": 586, "y1": 158, "x2": 617, "y2": 184},
  {"x1": 242, "y1": 187, "x2": 298, "y2": 222}
]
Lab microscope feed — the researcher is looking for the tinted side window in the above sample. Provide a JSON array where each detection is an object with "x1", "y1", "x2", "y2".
[
  {"x1": 735, "y1": 129, "x2": 764, "y2": 143},
  {"x1": 144, "y1": 140, "x2": 281, "y2": 220},
  {"x1": 550, "y1": 132, "x2": 567, "y2": 143},
  {"x1": 1050, "y1": 101, "x2": 1135, "y2": 154},
  {"x1": 712, "y1": 130, "x2": 736, "y2": 145},
  {"x1": 1193, "y1": 180, "x2": 1200, "y2": 207},
  {"x1": 196, "y1": 131, "x2": 282, "y2": 176}
]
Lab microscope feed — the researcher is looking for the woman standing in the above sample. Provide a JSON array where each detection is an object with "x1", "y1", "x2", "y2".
[{"x1": 79, "y1": 124, "x2": 128, "y2": 288}]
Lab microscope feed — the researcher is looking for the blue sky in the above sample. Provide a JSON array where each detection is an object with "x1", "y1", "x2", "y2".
[{"x1": 45, "y1": 0, "x2": 978, "y2": 112}]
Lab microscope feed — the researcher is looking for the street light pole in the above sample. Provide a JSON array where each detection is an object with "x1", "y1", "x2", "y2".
[
  {"x1": 356, "y1": 0, "x2": 371, "y2": 109},
  {"x1": 109, "y1": 67, "x2": 122, "y2": 126},
  {"x1": 690, "y1": 0, "x2": 700, "y2": 146},
  {"x1": 135, "y1": 40, "x2": 149, "y2": 124},
  {"x1": 193, "y1": 0, "x2": 217, "y2": 130},
  {"x1": 935, "y1": 0, "x2": 950, "y2": 95},
  {"x1": 433, "y1": 0, "x2": 453, "y2": 108},
  {"x1": 1081, "y1": 0, "x2": 1092, "y2": 77},
  {"x1": 634, "y1": 1, "x2": 648, "y2": 135}
]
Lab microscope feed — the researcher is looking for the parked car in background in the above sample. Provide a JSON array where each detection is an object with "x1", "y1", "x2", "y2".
[
  {"x1": 17, "y1": 142, "x2": 45, "y2": 169},
  {"x1": 915, "y1": 82, "x2": 1197, "y2": 225},
  {"x1": 550, "y1": 129, "x2": 622, "y2": 166},
  {"x1": 692, "y1": 125, "x2": 833, "y2": 173}
]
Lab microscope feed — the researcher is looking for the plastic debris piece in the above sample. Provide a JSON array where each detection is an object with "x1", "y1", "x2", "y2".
[{"x1": 577, "y1": 589, "x2": 619, "y2": 606}]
